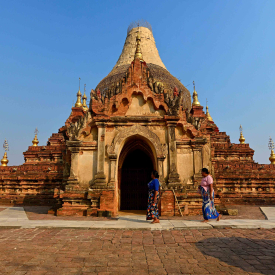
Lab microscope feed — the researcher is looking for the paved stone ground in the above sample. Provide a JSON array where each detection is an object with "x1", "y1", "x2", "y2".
[
  {"x1": 161, "y1": 205, "x2": 266, "y2": 220},
  {"x1": 22, "y1": 206, "x2": 266, "y2": 221},
  {"x1": 0, "y1": 228, "x2": 275, "y2": 275},
  {"x1": 24, "y1": 207, "x2": 111, "y2": 221},
  {"x1": 261, "y1": 207, "x2": 275, "y2": 221},
  {"x1": 0, "y1": 206, "x2": 275, "y2": 230}
]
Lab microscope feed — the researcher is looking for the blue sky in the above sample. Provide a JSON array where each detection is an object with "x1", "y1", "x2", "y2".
[{"x1": 0, "y1": 0, "x2": 274, "y2": 165}]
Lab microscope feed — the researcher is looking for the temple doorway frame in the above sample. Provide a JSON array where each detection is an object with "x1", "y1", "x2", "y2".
[
  {"x1": 117, "y1": 136, "x2": 156, "y2": 210},
  {"x1": 106, "y1": 125, "x2": 167, "y2": 212}
]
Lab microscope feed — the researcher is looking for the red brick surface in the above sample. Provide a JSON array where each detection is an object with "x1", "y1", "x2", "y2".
[
  {"x1": 0, "y1": 133, "x2": 65, "y2": 206},
  {"x1": 0, "y1": 228, "x2": 275, "y2": 274}
]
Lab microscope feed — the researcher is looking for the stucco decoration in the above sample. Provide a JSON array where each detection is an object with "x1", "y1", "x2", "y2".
[
  {"x1": 106, "y1": 124, "x2": 167, "y2": 159},
  {"x1": 186, "y1": 112, "x2": 207, "y2": 131},
  {"x1": 164, "y1": 90, "x2": 183, "y2": 116},
  {"x1": 67, "y1": 112, "x2": 92, "y2": 141}
]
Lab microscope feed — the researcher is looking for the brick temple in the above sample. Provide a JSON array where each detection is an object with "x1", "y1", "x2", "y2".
[{"x1": 1, "y1": 23, "x2": 275, "y2": 216}]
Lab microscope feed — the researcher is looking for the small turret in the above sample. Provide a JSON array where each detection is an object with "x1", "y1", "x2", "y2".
[
  {"x1": 75, "y1": 78, "x2": 83, "y2": 108},
  {"x1": 268, "y1": 137, "x2": 275, "y2": 164},
  {"x1": 192, "y1": 81, "x2": 200, "y2": 107},
  {"x1": 82, "y1": 84, "x2": 88, "y2": 112},
  {"x1": 1, "y1": 139, "x2": 9, "y2": 166},
  {"x1": 32, "y1": 128, "x2": 39, "y2": 146},
  {"x1": 205, "y1": 99, "x2": 213, "y2": 122},
  {"x1": 239, "y1": 125, "x2": 246, "y2": 144}
]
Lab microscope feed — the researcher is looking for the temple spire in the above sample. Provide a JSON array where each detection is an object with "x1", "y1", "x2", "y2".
[
  {"x1": 268, "y1": 137, "x2": 275, "y2": 164},
  {"x1": 1, "y1": 139, "x2": 9, "y2": 166},
  {"x1": 239, "y1": 125, "x2": 246, "y2": 144},
  {"x1": 75, "y1": 77, "x2": 83, "y2": 108},
  {"x1": 134, "y1": 30, "x2": 143, "y2": 61},
  {"x1": 82, "y1": 84, "x2": 88, "y2": 112},
  {"x1": 205, "y1": 99, "x2": 213, "y2": 122},
  {"x1": 192, "y1": 81, "x2": 200, "y2": 106},
  {"x1": 32, "y1": 128, "x2": 39, "y2": 146}
]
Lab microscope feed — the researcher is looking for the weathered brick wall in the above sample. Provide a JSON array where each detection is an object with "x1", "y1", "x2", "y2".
[
  {"x1": 160, "y1": 191, "x2": 175, "y2": 216},
  {"x1": 210, "y1": 131, "x2": 275, "y2": 205},
  {"x1": 0, "y1": 165, "x2": 63, "y2": 205},
  {"x1": 0, "y1": 133, "x2": 66, "y2": 206},
  {"x1": 57, "y1": 189, "x2": 116, "y2": 217}
]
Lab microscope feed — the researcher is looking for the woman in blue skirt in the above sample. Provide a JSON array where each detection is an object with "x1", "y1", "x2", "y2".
[
  {"x1": 199, "y1": 168, "x2": 220, "y2": 222},
  {"x1": 147, "y1": 170, "x2": 160, "y2": 223}
]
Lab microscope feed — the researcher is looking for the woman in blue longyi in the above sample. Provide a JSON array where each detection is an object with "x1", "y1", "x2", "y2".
[
  {"x1": 198, "y1": 168, "x2": 220, "y2": 222},
  {"x1": 147, "y1": 170, "x2": 160, "y2": 223}
]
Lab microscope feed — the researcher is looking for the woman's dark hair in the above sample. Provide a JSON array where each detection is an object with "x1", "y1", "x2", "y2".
[
  {"x1": 201, "y1": 168, "x2": 209, "y2": 174},
  {"x1": 152, "y1": 170, "x2": 159, "y2": 178}
]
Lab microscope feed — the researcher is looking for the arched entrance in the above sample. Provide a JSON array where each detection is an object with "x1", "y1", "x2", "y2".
[{"x1": 118, "y1": 137, "x2": 155, "y2": 210}]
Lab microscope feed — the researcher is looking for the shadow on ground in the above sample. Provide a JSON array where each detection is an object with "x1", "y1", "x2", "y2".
[
  {"x1": 23, "y1": 206, "x2": 50, "y2": 214},
  {"x1": 118, "y1": 216, "x2": 149, "y2": 223},
  {"x1": 196, "y1": 237, "x2": 275, "y2": 275}
]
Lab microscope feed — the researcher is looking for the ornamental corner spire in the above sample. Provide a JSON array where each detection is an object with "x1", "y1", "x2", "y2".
[
  {"x1": 75, "y1": 77, "x2": 83, "y2": 108},
  {"x1": 239, "y1": 125, "x2": 246, "y2": 144},
  {"x1": 268, "y1": 136, "x2": 275, "y2": 164},
  {"x1": 205, "y1": 99, "x2": 213, "y2": 122},
  {"x1": 32, "y1": 128, "x2": 39, "y2": 146},
  {"x1": 82, "y1": 84, "x2": 88, "y2": 112},
  {"x1": 1, "y1": 139, "x2": 9, "y2": 166},
  {"x1": 192, "y1": 81, "x2": 201, "y2": 107}
]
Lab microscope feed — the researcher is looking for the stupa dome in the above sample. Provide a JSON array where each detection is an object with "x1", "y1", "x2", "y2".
[{"x1": 96, "y1": 22, "x2": 191, "y2": 110}]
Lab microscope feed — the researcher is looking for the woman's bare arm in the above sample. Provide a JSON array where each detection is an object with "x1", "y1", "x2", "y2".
[{"x1": 209, "y1": 184, "x2": 213, "y2": 200}]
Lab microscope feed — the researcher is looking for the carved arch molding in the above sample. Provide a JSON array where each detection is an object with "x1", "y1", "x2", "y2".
[{"x1": 107, "y1": 125, "x2": 167, "y2": 159}]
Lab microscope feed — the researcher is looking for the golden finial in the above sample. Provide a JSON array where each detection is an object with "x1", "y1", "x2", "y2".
[
  {"x1": 192, "y1": 81, "x2": 200, "y2": 106},
  {"x1": 268, "y1": 137, "x2": 275, "y2": 164},
  {"x1": 75, "y1": 77, "x2": 83, "y2": 108},
  {"x1": 134, "y1": 29, "x2": 143, "y2": 61},
  {"x1": 82, "y1": 84, "x2": 88, "y2": 111},
  {"x1": 239, "y1": 125, "x2": 246, "y2": 144},
  {"x1": 205, "y1": 99, "x2": 213, "y2": 122},
  {"x1": 1, "y1": 139, "x2": 9, "y2": 166},
  {"x1": 32, "y1": 128, "x2": 39, "y2": 146}
]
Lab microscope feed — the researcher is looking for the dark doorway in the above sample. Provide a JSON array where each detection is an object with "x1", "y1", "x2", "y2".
[{"x1": 120, "y1": 149, "x2": 153, "y2": 210}]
